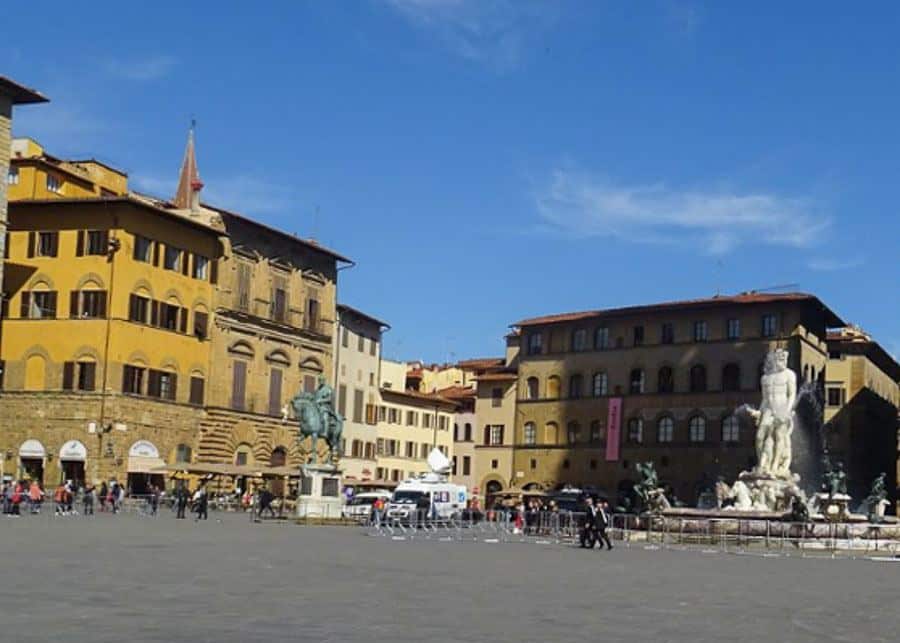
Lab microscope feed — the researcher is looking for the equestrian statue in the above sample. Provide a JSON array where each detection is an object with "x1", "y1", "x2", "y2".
[{"x1": 283, "y1": 375, "x2": 344, "y2": 465}]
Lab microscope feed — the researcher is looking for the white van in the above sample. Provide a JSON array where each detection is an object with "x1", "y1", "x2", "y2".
[
  {"x1": 342, "y1": 491, "x2": 391, "y2": 521},
  {"x1": 386, "y1": 474, "x2": 468, "y2": 522}
]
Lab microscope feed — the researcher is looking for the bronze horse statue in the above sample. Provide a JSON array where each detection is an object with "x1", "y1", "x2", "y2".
[{"x1": 286, "y1": 379, "x2": 344, "y2": 465}]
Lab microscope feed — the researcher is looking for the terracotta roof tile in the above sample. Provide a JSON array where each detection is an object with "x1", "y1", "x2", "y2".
[{"x1": 513, "y1": 292, "x2": 844, "y2": 327}]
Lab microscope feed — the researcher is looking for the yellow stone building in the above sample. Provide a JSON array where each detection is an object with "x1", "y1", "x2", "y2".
[
  {"x1": 824, "y1": 326, "x2": 900, "y2": 505},
  {"x1": 507, "y1": 292, "x2": 844, "y2": 505},
  {"x1": 0, "y1": 184, "x2": 223, "y2": 488},
  {"x1": 1, "y1": 79, "x2": 47, "y2": 323},
  {"x1": 0, "y1": 129, "x2": 350, "y2": 492}
]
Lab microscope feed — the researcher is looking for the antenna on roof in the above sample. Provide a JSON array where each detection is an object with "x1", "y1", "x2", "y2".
[{"x1": 746, "y1": 283, "x2": 800, "y2": 294}]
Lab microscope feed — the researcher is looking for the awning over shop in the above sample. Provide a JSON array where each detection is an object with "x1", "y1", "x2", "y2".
[
  {"x1": 59, "y1": 440, "x2": 87, "y2": 462},
  {"x1": 19, "y1": 439, "x2": 46, "y2": 459},
  {"x1": 127, "y1": 440, "x2": 164, "y2": 474},
  {"x1": 151, "y1": 462, "x2": 304, "y2": 479},
  {"x1": 128, "y1": 456, "x2": 167, "y2": 474}
]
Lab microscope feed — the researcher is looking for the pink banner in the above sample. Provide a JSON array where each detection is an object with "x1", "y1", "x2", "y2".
[{"x1": 605, "y1": 397, "x2": 623, "y2": 462}]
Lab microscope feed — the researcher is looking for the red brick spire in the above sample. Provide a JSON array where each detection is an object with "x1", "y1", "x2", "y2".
[{"x1": 174, "y1": 121, "x2": 203, "y2": 210}]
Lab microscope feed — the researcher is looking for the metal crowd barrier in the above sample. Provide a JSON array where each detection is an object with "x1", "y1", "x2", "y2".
[{"x1": 365, "y1": 510, "x2": 900, "y2": 559}]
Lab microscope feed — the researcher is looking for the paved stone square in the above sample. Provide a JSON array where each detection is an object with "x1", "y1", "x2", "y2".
[{"x1": 1, "y1": 512, "x2": 898, "y2": 642}]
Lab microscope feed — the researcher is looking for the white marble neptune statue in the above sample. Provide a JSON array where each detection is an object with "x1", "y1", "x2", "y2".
[{"x1": 746, "y1": 348, "x2": 797, "y2": 479}]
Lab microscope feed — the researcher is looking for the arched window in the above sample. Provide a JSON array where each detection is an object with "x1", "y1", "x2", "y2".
[
  {"x1": 175, "y1": 444, "x2": 193, "y2": 463},
  {"x1": 629, "y1": 369, "x2": 645, "y2": 394},
  {"x1": 526, "y1": 377, "x2": 539, "y2": 400},
  {"x1": 721, "y1": 415, "x2": 740, "y2": 443},
  {"x1": 689, "y1": 416, "x2": 706, "y2": 442},
  {"x1": 689, "y1": 365, "x2": 707, "y2": 393},
  {"x1": 234, "y1": 443, "x2": 254, "y2": 466},
  {"x1": 569, "y1": 374, "x2": 583, "y2": 399},
  {"x1": 627, "y1": 418, "x2": 643, "y2": 444},
  {"x1": 657, "y1": 366, "x2": 674, "y2": 393},
  {"x1": 722, "y1": 363, "x2": 741, "y2": 392},
  {"x1": 544, "y1": 422, "x2": 559, "y2": 445},
  {"x1": 589, "y1": 420, "x2": 605, "y2": 443},
  {"x1": 657, "y1": 417, "x2": 674, "y2": 443},
  {"x1": 523, "y1": 422, "x2": 536, "y2": 445},
  {"x1": 547, "y1": 375, "x2": 560, "y2": 399},
  {"x1": 566, "y1": 421, "x2": 580, "y2": 445}
]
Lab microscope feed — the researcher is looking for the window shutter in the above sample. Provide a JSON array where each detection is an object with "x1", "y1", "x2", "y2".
[
  {"x1": 20, "y1": 292, "x2": 31, "y2": 318},
  {"x1": 499, "y1": 426, "x2": 505, "y2": 444},
  {"x1": 169, "y1": 373, "x2": 178, "y2": 401},
  {"x1": 47, "y1": 292, "x2": 58, "y2": 317},
  {"x1": 210, "y1": 259, "x2": 218, "y2": 284},
  {"x1": 484, "y1": 426, "x2": 491, "y2": 445},
  {"x1": 179, "y1": 308, "x2": 188, "y2": 333},
  {"x1": 62, "y1": 362, "x2": 75, "y2": 390},
  {"x1": 97, "y1": 291, "x2": 107, "y2": 318},
  {"x1": 232, "y1": 362, "x2": 247, "y2": 410},
  {"x1": 181, "y1": 252, "x2": 189, "y2": 276},
  {"x1": 190, "y1": 377, "x2": 205, "y2": 405},
  {"x1": 194, "y1": 311, "x2": 208, "y2": 339},
  {"x1": 121, "y1": 365, "x2": 130, "y2": 393},
  {"x1": 153, "y1": 241, "x2": 161, "y2": 266},
  {"x1": 70, "y1": 291, "x2": 80, "y2": 318},
  {"x1": 82, "y1": 362, "x2": 96, "y2": 391},
  {"x1": 147, "y1": 370, "x2": 160, "y2": 397},
  {"x1": 49, "y1": 233, "x2": 58, "y2": 257},
  {"x1": 268, "y1": 368, "x2": 283, "y2": 416},
  {"x1": 150, "y1": 300, "x2": 159, "y2": 326},
  {"x1": 27, "y1": 231, "x2": 35, "y2": 258},
  {"x1": 76, "y1": 231, "x2": 85, "y2": 256}
]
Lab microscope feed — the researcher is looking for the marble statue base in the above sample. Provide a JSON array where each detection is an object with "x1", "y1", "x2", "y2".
[
  {"x1": 296, "y1": 464, "x2": 343, "y2": 520},
  {"x1": 722, "y1": 471, "x2": 803, "y2": 513},
  {"x1": 814, "y1": 492, "x2": 852, "y2": 523}
]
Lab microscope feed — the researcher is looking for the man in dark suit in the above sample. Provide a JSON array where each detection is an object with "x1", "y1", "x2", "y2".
[
  {"x1": 580, "y1": 497, "x2": 599, "y2": 549},
  {"x1": 597, "y1": 500, "x2": 613, "y2": 550}
]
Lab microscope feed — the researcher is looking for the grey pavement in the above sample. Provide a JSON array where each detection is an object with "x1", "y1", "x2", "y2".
[{"x1": 1, "y1": 512, "x2": 898, "y2": 643}]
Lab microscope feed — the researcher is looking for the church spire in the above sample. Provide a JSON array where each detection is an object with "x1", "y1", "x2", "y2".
[{"x1": 174, "y1": 120, "x2": 204, "y2": 211}]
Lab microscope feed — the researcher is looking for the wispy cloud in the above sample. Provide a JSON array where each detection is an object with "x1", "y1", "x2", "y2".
[
  {"x1": 806, "y1": 257, "x2": 864, "y2": 272},
  {"x1": 132, "y1": 173, "x2": 299, "y2": 216},
  {"x1": 384, "y1": 0, "x2": 553, "y2": 71},
  {"x1": 534, "y1": 168, "x2": 831, "y2": 254},
  {"x1": 104, "y1": 55, "x2": 176, "y2": 81}
]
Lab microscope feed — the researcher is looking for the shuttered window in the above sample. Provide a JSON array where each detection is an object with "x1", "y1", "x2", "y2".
[
  {"x1": 353, "y1": 389, "x2": 364, "y2": 423},
  {"x1": 63, "y1": 361, "x2": 96, "y2": 391},
  {"x1": 193, "y1": 311, "x2": 208, "y2": 339},
  {"x1": 268, "y1": 368, "x2": 283, "y2": 416},
  {"x1": 70, "y1": 290, "x2": 107, "y2": 318},
  {"x1": 236, "y1": 263, "x2": 251, "y2": 312},
  {"x1": 123, "y1": 365, "x2": 145, "y2": 395},
  {"x1": 231, "y1": 361, "x2": 247, "y2": 411},
  {"x1": 189, "y1": 376, "x2": 205, "y2": 405},
  {"x1": 128, "y1": 295, "x2": 149, "y2": 323}
]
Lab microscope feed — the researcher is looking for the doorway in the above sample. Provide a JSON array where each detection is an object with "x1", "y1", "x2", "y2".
[
  {"x1": 61, "y1": 461, "x2": 85, "y2": 487},
  {"x1": 20, "y1": 458, "x2": 44, "y2": 484}
]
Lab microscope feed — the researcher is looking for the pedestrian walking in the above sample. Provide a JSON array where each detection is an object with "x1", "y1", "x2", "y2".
[
  {"x1": 597, "y1": 501, "x2": 613, "y2": 551},
  {"x1": 28, "y1": 480, "x2": 43, "y2": 514},
  {"x1": 98, "y1": 482, "x2": 108, "y2": 512},
  {"x1": 258, "y1": 487, "x2": 277, "y2": 519},
  {"x1": 53, "y1": 483, "x2": 66, "y2": 516},
  {"x1": 83, "y1": 484, "x2": 95, "y2": 515},
  {"x1": 194, "y1": 486, "x2": 208, "y2": 521},
  {"x1": 175, "y1": 485, "x2": 189, "y2": 519}
]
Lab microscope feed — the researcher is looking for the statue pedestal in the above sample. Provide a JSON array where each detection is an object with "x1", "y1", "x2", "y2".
[
  {"x1": 815, "y1": 492, "x2": 851, "y2": 522},
  {"x1": 296, "y1": 464, "x2": 343, "y2": 520}
]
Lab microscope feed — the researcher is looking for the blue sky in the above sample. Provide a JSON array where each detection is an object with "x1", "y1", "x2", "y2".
[{"x1": 6, "y1": 1, "x2": 898, "y2": 362}]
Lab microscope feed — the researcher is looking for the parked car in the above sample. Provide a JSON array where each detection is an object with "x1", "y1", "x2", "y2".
[{"x1": 342, "y1": 492, "x2": 391, "y2": 521}]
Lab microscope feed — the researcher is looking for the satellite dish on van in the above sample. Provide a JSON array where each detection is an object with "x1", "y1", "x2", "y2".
[{"x1": 427, "y1": 448, "x2": 451, "y2": 474}]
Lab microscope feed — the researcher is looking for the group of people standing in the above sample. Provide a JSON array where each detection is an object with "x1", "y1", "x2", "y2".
[{"x1": 2, "y1": 479, "x2": 127, "y2": 517}]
